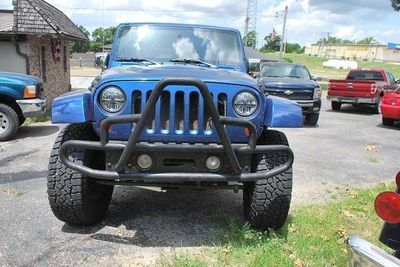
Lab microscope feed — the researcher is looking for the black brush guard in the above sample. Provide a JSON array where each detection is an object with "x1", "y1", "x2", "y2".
[{"x1": 59, "y1": 78, "x2": 294, "y2": 182}]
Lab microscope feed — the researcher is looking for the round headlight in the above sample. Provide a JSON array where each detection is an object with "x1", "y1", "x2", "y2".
[
  {"x1": 99, "y1": 87, "x2": 126, "y2": 113},
  {"x1": 233, "y1": 92, "x2": 258, "y2": 116}
]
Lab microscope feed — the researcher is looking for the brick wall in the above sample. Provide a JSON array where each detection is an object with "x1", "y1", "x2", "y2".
[{"x1": 27, "y1": 35, "x2": 70, "y2": 108}]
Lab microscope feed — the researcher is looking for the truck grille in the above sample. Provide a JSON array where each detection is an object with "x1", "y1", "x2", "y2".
[
  {"x1": 132, "y1": 90, "x2": 227, "y2": 134},
  {"x1": 266, "y1": 88, "x2": 313, "y2": 100}
]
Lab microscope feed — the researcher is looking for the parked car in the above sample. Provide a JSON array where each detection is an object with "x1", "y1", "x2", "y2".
[
  {"x1": 347, "y1": 172, "x2": 400, "y2": 266},
  {"x1": 260, "y1": 63, "x2": 322, "y2": 125},
  {"x1": 381, "y1": 84, "x2": 400, "y2": 126},
  {"x1": 47, "y1": 23, "x2": 303, "y2": 229},
  {"x1": 0, "y1": 72, "x2": 46, "y2": 141},
  {"x1": 327, "y1": 68, "x2": 397, "y2": 113}
]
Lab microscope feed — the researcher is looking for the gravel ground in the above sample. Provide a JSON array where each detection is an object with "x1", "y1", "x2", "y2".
[{"x1": 0, "y1": 97, "x2": 399, "y2": 266}]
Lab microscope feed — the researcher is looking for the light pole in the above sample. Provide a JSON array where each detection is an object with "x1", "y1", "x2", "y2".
[{"x1": 279, "y1": 6, "x2": 288, "y2": 62}]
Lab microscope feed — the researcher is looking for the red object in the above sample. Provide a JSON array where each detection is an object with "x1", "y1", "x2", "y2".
[
  {"x1": 375, "y1": 191, "x2": 400, "y2": 224},
  {"x1": 327, "y1": 69, "x2": 397, "y2": 106},
  {"x1": 51, "y1": 39, "x2": 62, "y2": 62},
  {"x1": 381, "y1": 91, "x2": 400, "y2": 122},
  {"x1": 396, "y1": 172, "x2": 400, "y2": 188}
]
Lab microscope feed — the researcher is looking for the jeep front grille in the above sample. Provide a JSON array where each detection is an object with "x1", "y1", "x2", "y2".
[{"x1": 132, "y1": 90, "x2": 227, "y2": 134}]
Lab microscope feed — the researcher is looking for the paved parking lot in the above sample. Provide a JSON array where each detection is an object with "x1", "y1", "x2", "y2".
[{"x1": 0, "y1": 97, "x2": 399, "y2": 265}]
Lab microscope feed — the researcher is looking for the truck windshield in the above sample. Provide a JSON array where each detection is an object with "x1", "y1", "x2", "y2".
[
  {"x1": 347, "y1": 71, "x2": 384, "y2": 81},
  {"x1": 261, "y1": 64, "x2": 311, "y2": 80},
  {"x1": 114, "y1": 25, "x2": 242, "y2": 67}
]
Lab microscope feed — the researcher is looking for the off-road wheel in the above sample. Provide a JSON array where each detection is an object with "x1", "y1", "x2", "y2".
[
  {"x1": 305, "y1": 113, "x2": 320, "y2": 126},
  {"x1": 0, "y1": 103, "x2": 19, "y2": 142},
  {"x1": 243, "y1": 130, "x2": 293, "y2": 230},
  {"x1": 331, "y1": 101, "x2": 341, "y2": 111},
  {"x1": 47, "y1": 123, "x2": 113, "y2": 225},
  {"x1": 382, "y1": 118, "x2": 395, "y2": 126}
]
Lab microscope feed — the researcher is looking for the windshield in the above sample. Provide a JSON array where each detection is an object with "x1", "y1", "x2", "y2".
[
  {"x1": 114, "y1": 25, "x2": 242, "y2": 67},
  {"x1": 261, "y1": 64, "x2": 311, "y2": 80}
]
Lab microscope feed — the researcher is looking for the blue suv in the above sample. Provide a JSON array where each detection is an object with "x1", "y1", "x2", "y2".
[{"x1": 47, "y1": 23, "x2": 303, "y2": 229}]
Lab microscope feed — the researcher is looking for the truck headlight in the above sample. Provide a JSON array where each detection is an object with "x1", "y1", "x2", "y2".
[
  {"x1": 233, "y1": 92, "x2": 258, "y2": 116},
  {"x1": 313, "y1": 86, "x2": 322, "y2": 100},
  {"x1": 99, "y1": 86, "x2": 126, "y2": 113}
]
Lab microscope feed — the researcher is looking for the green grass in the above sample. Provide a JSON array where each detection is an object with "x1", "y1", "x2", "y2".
[
  {"x1": 269, "y1": 53, "x2": 400, "y2": 80},
  {"x1": 159, "y1": 183, "x2": 396, "y2": 267},
  {"x1": 22, "y1": 112, "x2": 50, "y2": 126}
]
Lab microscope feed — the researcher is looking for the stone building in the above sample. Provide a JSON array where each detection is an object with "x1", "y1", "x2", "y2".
[{"x1": 0, "y1": 0, "x2": 88, "y2": 106}]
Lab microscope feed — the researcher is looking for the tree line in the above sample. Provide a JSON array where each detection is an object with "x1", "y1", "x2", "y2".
[
  {"x1": 244, "y1": 31, "x2": 384, "y2": 55},
  {"x1": 71, "y1": 25, "x2": 116, "y2": 53}
]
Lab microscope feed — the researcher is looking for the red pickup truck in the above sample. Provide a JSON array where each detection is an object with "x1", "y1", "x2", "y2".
[{"x1": 327, "y1": 69, "x2": 398, "y2": 113}]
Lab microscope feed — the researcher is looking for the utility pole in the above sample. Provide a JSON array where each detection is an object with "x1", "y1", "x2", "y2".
[
  {"x1": 244, "y1": 0, "x2": 257, "y2": 48},
  {"x1": 279, "y1": 5, "x2": 288, "y2": 62}
]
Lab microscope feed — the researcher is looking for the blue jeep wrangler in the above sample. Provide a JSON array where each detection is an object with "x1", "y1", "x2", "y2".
[
  {"x1": 0, "y1": 72, "x2": 46, "y2": 141},
  {"x1": 48, "y1": 23, "x2": 303, "y2": 230}
]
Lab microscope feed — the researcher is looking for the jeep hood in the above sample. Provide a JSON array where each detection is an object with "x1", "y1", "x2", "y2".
[
  {"x1": 262, "y1": 77, "x2": 318, "y2": 90},
  {"x1": 98, "y1": 65, "x2": 259, "y2": 90}
]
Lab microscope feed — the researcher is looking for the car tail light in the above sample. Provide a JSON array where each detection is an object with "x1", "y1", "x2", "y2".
[
  {"x1": 371, "y1": 84, "x2": 378, "y2": 94},
  {"x1": 375, "y1": 191, "x2": 400, "y2": 224},
  {"x1": 396, "y1": 172, "x2": 400, "y2": 188}
]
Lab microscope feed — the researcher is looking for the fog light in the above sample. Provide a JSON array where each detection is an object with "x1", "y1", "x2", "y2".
[
  {"x1": 205, "y1": 156, "x2": 221, "y2": 172},
  {"x1": 137, "y1": 154, "x2": 153, "y2": 171}
]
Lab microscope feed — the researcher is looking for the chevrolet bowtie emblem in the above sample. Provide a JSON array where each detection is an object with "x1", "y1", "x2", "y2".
[{"x1": 284, "y1": 90, "x2": 293, "y2": 96}]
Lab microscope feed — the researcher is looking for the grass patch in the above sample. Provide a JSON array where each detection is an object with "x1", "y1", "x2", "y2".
[
  {"x1": 160, "y1": 183, "x2": 396, "y2": 267},
  {"x1": 23, "y1": 112, "x2": 50, "y2": 126},
  {"x1": 369, "y1": 157, "x2": 379, "y2": 164},
  {"x1": 269, "y1": 53, "x2": 400, "y2": 80}
]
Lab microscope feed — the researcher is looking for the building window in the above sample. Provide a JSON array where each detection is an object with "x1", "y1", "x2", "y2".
[
  {"x1": 39, "y1": 46, "x2": 47, "y2": 82},
  {"x1": 63, "y1": 46, "x2": 67, "y2": 73}
]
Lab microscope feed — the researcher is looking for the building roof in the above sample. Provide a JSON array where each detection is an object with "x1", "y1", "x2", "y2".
[
  {"x1": 244, "y1": 47, "x2": 279, "y2": 62},
  {"x1": 12, "y1": 0, "x2": 88, "y2": 40},
  {"x1": 0, "y1": 10, "x2": 13, "y2": 32}
]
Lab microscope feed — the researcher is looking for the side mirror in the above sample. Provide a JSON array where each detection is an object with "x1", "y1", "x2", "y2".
[
  {"x1": 245, "y1": 59, "x2": 250, "y2": 74},
  {"x1": 396, "y1": 79, "x2": 400, "y2": 84},
  {"x1": 95, "y1": 53, "x2": 110, "y2": 71}
]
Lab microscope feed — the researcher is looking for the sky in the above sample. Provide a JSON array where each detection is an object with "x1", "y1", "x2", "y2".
[{"x1": 1, "y1": 0, "x2": 399, "y2": 47}]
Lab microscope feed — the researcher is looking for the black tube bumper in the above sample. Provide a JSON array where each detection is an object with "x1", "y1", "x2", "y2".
[{"x1": 59, "y1": 78, "x2": 294, "y2": 182}]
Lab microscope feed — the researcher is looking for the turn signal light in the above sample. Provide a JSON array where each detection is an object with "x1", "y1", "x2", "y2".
[
  {"x1": 24, "y1": 85, "x2": 36, "y2": 98},
  {"x1": 370, "y1": 84, "x2": 378, "y2": 94},
  {"x1": 375, "y1": 191, "x2": 400, "y2": 224}
]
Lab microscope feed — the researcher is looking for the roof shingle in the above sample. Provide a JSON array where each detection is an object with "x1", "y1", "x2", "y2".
[{"x1": 13, "y1": 0, "x2": 88, "y2": 40}]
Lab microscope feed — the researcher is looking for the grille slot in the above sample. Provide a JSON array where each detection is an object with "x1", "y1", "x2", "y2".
[{"x1": 132, "y1": 89, "x2": 228, "y2": 135}]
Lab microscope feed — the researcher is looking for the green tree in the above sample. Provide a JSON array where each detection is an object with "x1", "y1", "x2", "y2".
[
  {"x1": 91, "y1": 27, "x2": 117, "y2": 52},
  {"x1": 285, "y1": 43, "x2": 305, "y2": 54},
  {"x1": 392, "y1": 0, "x2": 400, "y2": 10},
  {"x1": 70, "y1": 25, "x2": 90, "y2": 53},
  {"x1": 357, "y1": 37, "x2": 379, "y2": 45},
  {"x1": 260, "y1": 33, "x2": 281, "y2": 52},
  {"x1": 244, "y1": 31, "x2": 257, "y2": 49}
]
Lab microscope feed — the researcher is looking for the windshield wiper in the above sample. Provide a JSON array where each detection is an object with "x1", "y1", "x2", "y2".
[
  {"x1": 169, "y1": 59, "x2": 216, "y2": 68},
  {"x1": 116, "y1": 57, "x2": 158, "y2": 65},
  {"x1": 284, "y1": 75, "x2": 302, "y2": 79}
]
